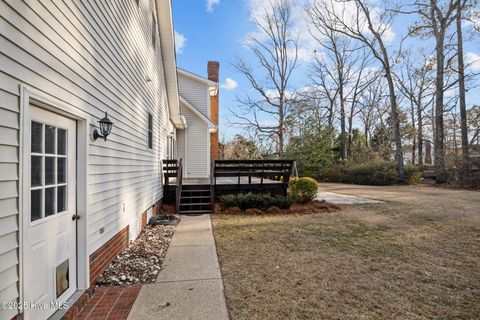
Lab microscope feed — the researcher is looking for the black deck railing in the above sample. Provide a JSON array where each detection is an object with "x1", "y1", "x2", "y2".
[
  {"x1": 213, "y1": 159, "x2": 294, "y2": 195},
  {"x1": 162, "y1": 158, "x2": 183, "y2": 213},
  {"x1": 175, "y1": 159, "x2": 183, "y2": 214}
]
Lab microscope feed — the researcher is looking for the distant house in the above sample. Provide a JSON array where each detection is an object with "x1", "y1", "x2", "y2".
[
  {"x1": 0, "y1": 1, "x2": 219, "y2": 319},
  {"x1": 396, "y1": 141, "x2": 433, "y2": 165}
]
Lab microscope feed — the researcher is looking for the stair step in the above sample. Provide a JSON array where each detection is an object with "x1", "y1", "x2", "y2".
[
  {"x1": 179, "y1": 210, "x2": 212, "y2": 214},
  {"x1": 180, "y1": 202, "x2": 212, "y2": 206},
  {"x1": 180, "y1": 195, "x2": 211, "y2": 199},
  {"x1": 181, "y1": 189, "x2": 211, "y2": 193},
  {"x1": 182, "y1": 185, "x2": 211, "y2": 190}
]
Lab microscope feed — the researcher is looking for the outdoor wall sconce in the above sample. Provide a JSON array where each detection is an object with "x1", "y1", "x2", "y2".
[{"x1": 93, "y1": 112, "x2": 113, "y2": 141}]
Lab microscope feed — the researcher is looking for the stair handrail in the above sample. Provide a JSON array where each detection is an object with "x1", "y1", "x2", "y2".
[{"x1": 175, "y1": 158, "x2": 183, "y2": 215}]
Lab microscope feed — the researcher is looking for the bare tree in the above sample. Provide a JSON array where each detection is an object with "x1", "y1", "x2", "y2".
[
  {"x1": 230, "y1": 0, "x2": 299, "y2": 157},
  {"x1": 409, "y1": 0, "x2": 461, "y2": 182},
  {"x1": 455, "y1": 0, "x2": 478, "y2": 179},
  {"x1": 346, "y1": 56, "x2": 379, "y2": 155},
  {"x1": 358, "y1": 79, "x2": 389, "y2": 146},
  {"x1": 396, "y1": 50, "x2": 435, "y2": 164},
  {"x1": 307, "y1": 0, "x2": 405, "y2": 180},
  {"x1": 306, "y1": 8, "x2": 361, "y2": 159}
]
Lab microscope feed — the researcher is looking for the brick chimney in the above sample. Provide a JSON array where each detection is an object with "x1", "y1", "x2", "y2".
[{"x1": 208, "y1": 61, "x2": 220, "y2": 161}]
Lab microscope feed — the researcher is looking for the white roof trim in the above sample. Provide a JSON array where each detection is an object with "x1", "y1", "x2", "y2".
[
  {"x1": 179, "y1": 95, "x2": 217, "y2": 128},
  {"x1": 177, "y1": 68, "x2": 218, "y2": 86},
  {"x1": 155, "y1": 0, "x2": 184, "y2": 128}
]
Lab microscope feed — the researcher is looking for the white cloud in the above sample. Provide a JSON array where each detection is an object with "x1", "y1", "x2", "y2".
[
  {"x1": 221, "y1": 78, "x2": 238, "y2": 90},
  {"x1": 207, "y1": 0, "x2": 220, "y2": 12},
  {"x1": 174, "y1": 31, "x2": 186, "y2": 54},
  {"x1": 466, "y1": 52, "x2": 480, "y2": 71},
  {"x1": 243, "y1": 0, "x2": 395, "y2": 65}
]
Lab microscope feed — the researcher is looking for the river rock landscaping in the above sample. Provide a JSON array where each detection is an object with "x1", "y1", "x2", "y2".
[{"x1": 96, "y1": 224, "x2": 175, "y2": 286}]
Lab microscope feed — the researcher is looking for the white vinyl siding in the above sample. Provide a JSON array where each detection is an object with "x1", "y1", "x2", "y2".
[
  {"x1": 179, "y1": 104, "x2": 209, "y2": 178},
  {"x1": 178, "y1": 73, "x2": 210, "y2": 118},
  {"x1": 0, "y1": 0, "x2": 169, "y2": 312}
]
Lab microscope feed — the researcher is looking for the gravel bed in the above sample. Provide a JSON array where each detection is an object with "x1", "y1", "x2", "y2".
[{"x1": 96, "y1": 224, "x2": 175, "y2": 286}]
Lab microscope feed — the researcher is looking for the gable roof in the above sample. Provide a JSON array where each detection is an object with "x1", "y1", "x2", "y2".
[
  {"x1": 177, "y1": 68, "x2": 218, "y2": 86},
  {"x1": 179, "y1": 95, "x2": 217, "y2": 129},
  {"x1": 155, "y1": 0, "x2": 185, "y2": 128}
]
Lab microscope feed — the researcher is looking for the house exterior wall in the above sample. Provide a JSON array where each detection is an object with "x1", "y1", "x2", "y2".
[
  {"x1": 178, "y1": 73, "x2": 210, "y2": 118},
  {"x1": 0, "y1": 1, "x2": 170, "y2": 317},
  {"x1": 179, "y1": 104, "x2": 210, "y2": 178}
]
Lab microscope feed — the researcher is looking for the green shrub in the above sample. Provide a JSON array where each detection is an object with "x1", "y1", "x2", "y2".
[
  {"x1": 288, "y1": 177, "x2": 318, "y2": 203},
  {"x1": 326, "y1": 161, "x2": 424, "y2": 186},
  {"x1": 405, "y1": 164, "x2": 422, "y2": 185},
  {"x1": 327, "y1": 161, "x2": 399, "y2": 186},
  {"x1": 220, "y1": 193, "x2": 293, "y2": 211}
]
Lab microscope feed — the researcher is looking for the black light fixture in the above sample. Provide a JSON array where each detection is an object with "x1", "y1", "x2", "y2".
[{"x1": 93, "y1": 112, "x2": 113, "y2": 141}]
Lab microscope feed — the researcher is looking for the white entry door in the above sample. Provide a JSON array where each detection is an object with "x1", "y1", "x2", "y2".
[{"x1": 23, "y1": 106, "x2": 77, "y2": 320}]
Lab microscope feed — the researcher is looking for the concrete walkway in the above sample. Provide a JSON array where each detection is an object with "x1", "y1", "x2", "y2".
[
  {"x1": 316, "y1": 191, "x2": 383, "y2": 204},
  {"x1": 128, "y1": 215, "x2": 229, "y2": 320}
]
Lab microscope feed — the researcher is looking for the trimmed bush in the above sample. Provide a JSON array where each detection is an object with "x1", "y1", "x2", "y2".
[
  {"x1": 327, "y1": 161, "x2": 399, "y2": 186},
  {"x1": 220, "y1": 193, "x2": 293, "y2": 211},
  {"x1": 288, "y1": 177, "x2": 318, "y2": 203},
  {"x1": 327, "y1": 161, "x2": 423, "y2": 186}
]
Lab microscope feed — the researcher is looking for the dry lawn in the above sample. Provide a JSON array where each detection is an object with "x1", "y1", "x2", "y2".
[{"x1": 212, "y1": 184, "x2": 480, "y2": 320}]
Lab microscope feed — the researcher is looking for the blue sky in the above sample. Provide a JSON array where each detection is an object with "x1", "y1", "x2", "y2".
[
  {"x1": 172, "y1": 0, "x2": 480, "y2": 140},
  {"x1": 172, "y1": 0, "x2": 252, "y2": 140}
]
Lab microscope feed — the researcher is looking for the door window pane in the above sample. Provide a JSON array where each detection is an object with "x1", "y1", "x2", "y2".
[
  {"x1": 57, "y1": 129, "x2": 66, "y2": 155},
  {"x1": 31, "y1": 156, "x2": 42, "y2": 187},
  {"x1": 31, "y1": 122, "x2": 43, "y2": 153},
  {"x1": 45, "y1": 157, "x2": 55, "y2": 185},
  {"x1": 30, "y1": 119, "x2": 69, "y2": 221},
  {"x1": 45, "y1": 187, "x2": 56, "y2": 217},
  {"x1": 45, "y1": 125, "x2": 56, "y2": 154},
  {"x1": 57, "y1": 186, "x2": 66, "y2": 213},
  {"x1": 31, "y1": 189, "x2": 42, "y2": 221},
  {"x1": 57, "y1": 158, "x2": 66, "y2": 184}
]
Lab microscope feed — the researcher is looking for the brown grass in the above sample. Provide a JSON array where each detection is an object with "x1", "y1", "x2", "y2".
[{"x1": 212, "y1": 184, "x2": 480, "y2": 320}]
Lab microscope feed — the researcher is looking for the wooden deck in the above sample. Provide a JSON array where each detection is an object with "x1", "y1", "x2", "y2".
[
  {"x1": 167, "y1": 177, "x2": 282, "y2": 185},
  {"x1": 162, "y1": 159, "x2": 295, "y2": 212}
]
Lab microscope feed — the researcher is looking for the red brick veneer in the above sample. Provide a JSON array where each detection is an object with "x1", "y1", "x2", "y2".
[
  {"x1": 89, "y1": 226, "x2": 129, "y2": 286},
  {"x1": 141, "y1": 211, "x2": 147, "y2": 230}
]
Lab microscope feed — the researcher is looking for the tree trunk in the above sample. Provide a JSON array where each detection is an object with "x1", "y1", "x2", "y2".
[
  {"x1": 417, "y1": 100, "x2": 424, "y2": 164},
  {"x1": 385, "y1": 70, "x2": 405, "y2": 180},
  {"x1": 434, "y1": 31, "x2": 447, "y2": 183},
  {"x1": 456, "y1": 1, "x2": 470, "y2": 182},
  {"x1": 410, "y1": 100, "x2": 416, "y2": 165},
  {"x1": 278, "y1": 98, "x2": 285, "y2": 158},
  {"x1": 348, "y1": 113, "x2": 354, "y2": 156},
  {"x1": 339, "y1": 87, "x2": 347, "y2": 160}
]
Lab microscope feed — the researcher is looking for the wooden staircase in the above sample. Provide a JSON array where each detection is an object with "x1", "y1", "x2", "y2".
[{"x1": 179, "y1": 185, "x2": 213, "y2": 214}]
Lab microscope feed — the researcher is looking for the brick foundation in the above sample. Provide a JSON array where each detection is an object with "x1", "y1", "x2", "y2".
[
  {"x1": 89, "y1": 226, "x2": 129, "y2": 286},
  {"x1": 141, "y1": 211, "x2": 147, "y2": 229},
  {"x1": 88, "y1": 199, "x2": 162, "y2": 286},
  {"x1": 151, "y1": 198, "x2": 162, "y2": 216}
]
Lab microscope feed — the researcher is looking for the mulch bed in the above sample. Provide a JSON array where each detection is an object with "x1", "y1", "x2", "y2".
[
  {"x1": 214, "y1": 200, "x2": 340, "y2": 215},
  {"x1": 96, "y1": 223, "x2": 175, "y2": 287}
]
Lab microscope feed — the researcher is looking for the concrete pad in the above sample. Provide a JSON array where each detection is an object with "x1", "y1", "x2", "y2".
[
  {"x1": 127, "y1": 279, "x2": 229, "y2": 320},
  {"x1": 156, "y1": 245, "x2": 222, "y2": 282},
  {"x1": 316, "y1": 191, "x2": 383, "y2": 204}
]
